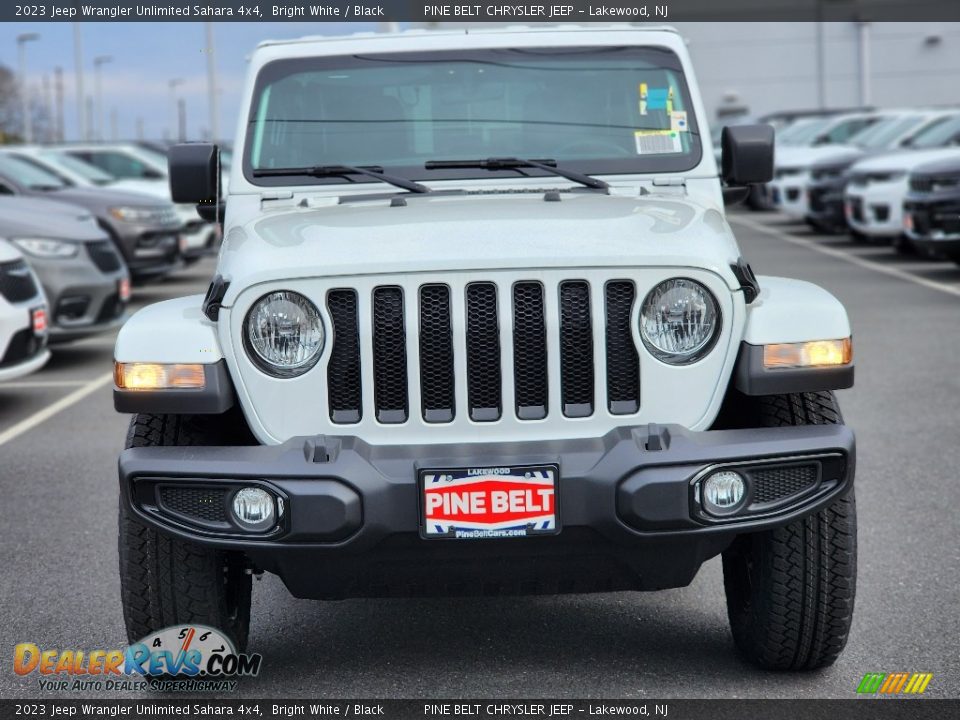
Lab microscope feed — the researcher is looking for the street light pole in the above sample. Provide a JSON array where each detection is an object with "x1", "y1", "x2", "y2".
[
  {"x1": 16, "y1": 33, "x2": 40, "y2": 143},
  {"x1": 168, "y1": 78, "x2": 184, "y2": 141},
  {"x1": 54, "y1": 67, "x2": 65, "y2": 142},
  {"x1": 93, "y1": 55, "x2": 112, "y2": 141},
  {"x1": 73, "y1": 23, "x2": 86, "y2": 141},
  {"x1": 205, "y1": 23, "x2": 220, "y2": 143}
]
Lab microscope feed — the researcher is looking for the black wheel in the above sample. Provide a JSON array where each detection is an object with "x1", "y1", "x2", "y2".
[
  {"x1": 119, "y1": 414, "x2": 252, "y2": 650},
  {"x1": 722, "y1": 392, "x2": 857, "y2": 670}
]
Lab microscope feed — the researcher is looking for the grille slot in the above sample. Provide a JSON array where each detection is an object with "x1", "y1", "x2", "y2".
[
  {"x1": 419, "y1": 284, "x2": 455, "y2": 423},
  {"x1": 327, "y1": 289, "x2": 362, "y2": 423},
  {"x1": 86, "y1": 240, "x2": 123, "y2": 273},
  {"x1": 751, "y1": 465, "x2": 819, "y2": 505},
  {"x1": 0, "y1": 260, "x2": 40, "y2": 304},
  {"x1": 465, "y1": 282, "x2": 502, "y2": 422},
  {"x1": 559, "y1": 281, "x2": 594, "y2": 417},
  {"x1": 604, "y1": 281, "x2": 640, "y2": 414},
  {"x1": 512, "y1": 282, "x2": 548, "y2": 420},
  {"x1": 159, "y1": 486, "x2": 228, "y2": 524},
  {"x1": 372, "y1": 286, "x2": 408, "y2": 424}
]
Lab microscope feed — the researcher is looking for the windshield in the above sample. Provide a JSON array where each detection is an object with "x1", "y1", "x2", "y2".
[
  {"x1": 849, "y1": 115, "x2": 930, "y2": 149},
  {"x1": 777, "y1": 118, "x2": 831, "y2": 146},
  {"x1": 244, "y1": 46, "x2": 703, "y2": 186},
  {"x1": 907, "y1": 115, "x2": 960, "y2": 148},
  {"x1": 0, "y1": 154, "x2": 69, "y2": 190},
  {"x1": 42, "y1": 152, "x2": 115, "y2": 185}
]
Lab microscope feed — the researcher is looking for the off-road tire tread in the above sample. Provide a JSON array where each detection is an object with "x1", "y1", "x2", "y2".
[
  {"x1": 723, "y1": 391, "x2": 856, "y2": 670},
  {"x1": 119, "y1": 414, "x2": 251, "y2": 650}
]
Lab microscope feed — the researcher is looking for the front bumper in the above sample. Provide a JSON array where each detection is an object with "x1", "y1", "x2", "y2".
[
  {"x1": 844, "y1": 185, "x2": 906, "y2": 237},
  {"x1": 29, "y1": 252, "x2": 129, "y2": 343},
  {"x1": 904, "y1": 195, "x2": 960, "y2": 248},
  {"x1": 120, "y1": 423, "x2": 855, "y2": 599},
  {"x1": 770, "y1": 173, "x2": 811, "y2": 217},
  {"x1": 805, "y1": 180, "x2": 847, "y2": 230}
]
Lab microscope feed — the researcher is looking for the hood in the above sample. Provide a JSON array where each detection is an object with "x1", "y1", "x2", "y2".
[
  {"x1": 0, "y1": 196, "x2": 108, "y2": 241},
  {"x1": 775, "y1": 145, "x2": 865, "y2": 171},
  {"x1": 850, "y1": 148, "x2": 960, "y2": 174},
  {"x1": 219, "y1": 192, "x2": 742, "y2": 298}
]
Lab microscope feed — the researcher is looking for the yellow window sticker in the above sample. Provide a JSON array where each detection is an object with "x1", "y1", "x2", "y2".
[{"x1": 634, "y1": 130, "x2": 682, "y2": 155}]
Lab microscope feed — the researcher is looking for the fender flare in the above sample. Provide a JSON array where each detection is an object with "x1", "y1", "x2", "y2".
[
  {"x1": 735, "y1": 276, "x2": 853, "y2": 395},
  {"x1": 113, "y1": 295, "x2": 234, "y2": 414}
]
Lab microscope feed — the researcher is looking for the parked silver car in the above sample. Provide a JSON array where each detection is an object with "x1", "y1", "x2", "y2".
[{"x1": 0, "y1": 196, "x2": 130, "y2": 343}]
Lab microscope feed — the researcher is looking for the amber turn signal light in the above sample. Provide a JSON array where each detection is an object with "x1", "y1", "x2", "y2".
[
  {"x1": 763, "y1": 338, "x2": 852, "y2": 369},
  {"x1": 114, "y1": 362, "x2": 206, "y2": 390}
]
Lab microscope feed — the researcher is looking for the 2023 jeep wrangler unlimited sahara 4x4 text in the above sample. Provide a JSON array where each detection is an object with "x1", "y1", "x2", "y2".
[{"x1": 113, "y1": 26, "x2": 856, "y2": 670}]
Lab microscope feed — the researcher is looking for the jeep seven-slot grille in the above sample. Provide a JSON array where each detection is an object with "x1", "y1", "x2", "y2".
[
  {"x1": 419, "y1": 285, "x2": 455, "y2": 422},
  {"x1": 466, "y1": 283, "x2": 502, "y2": 422},
  {"x1": 372, "y1": 286, "x2": 409, "y2": 424},
  {"x1": 326, "y1": 280, "x2": 641, "y2": 425},
  {"x1": 327, "y1": 289, "x2": 363, "y2": 423},
  {"x1": 605, "y1": 281, "x2": 640, "y2": 414}
]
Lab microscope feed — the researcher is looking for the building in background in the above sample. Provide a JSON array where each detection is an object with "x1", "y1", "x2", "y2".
[{"x1": 411, "y1": 22, "x2": 960, "y2": 121}]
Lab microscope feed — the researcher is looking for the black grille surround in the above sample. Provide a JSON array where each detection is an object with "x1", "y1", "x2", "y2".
[
  {"x1": 327, "y1": 289, "x2": 363, "y2": 423},
  {"x1": 0, "y1": 260, "x2": 40, "y2": 304},
  {"x1": 372, "y1": 286, "x2": 409, "y2": 424},
  {"x1": 604, "y1": 281, "x2": 640, "y2": 415},
  {"x1": 512, "y1": 282, "x2": 549, "y2": 420},
  {"x1": 559, "y1": 281, "x2": 594, "y2": 417},
  {"x1": 318, "y1": 277, "x2": 648, "y2": 427},
  {"x1": 465, "y1": 282, "x2": 502, "y2": 422},
  {"x1": 419, "y1": 285, "x2": 455, "y2": 423},
  {"x1": 86, "y1": 240, "x2": 123, "y2": 274}
]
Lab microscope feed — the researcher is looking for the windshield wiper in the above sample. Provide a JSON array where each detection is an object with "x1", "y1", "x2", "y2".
[
  {"x1": 252, "y1": 165, "x2": 430, "y2": 194},
  {"x1": 424, "y1": 157, "x2": 609, "y2": 191}
]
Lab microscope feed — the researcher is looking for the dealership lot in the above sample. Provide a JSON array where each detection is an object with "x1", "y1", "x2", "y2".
[{"x1": 1, "y1": 210, "x2": 958, "y2": 698}]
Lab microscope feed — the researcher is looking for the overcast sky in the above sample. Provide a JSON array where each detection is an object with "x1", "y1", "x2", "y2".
[{"x1": 0, "y1": 22, "x2": 379, "y2": 143}]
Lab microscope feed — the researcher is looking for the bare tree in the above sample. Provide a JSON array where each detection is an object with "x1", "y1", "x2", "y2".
[{"x1": 0, "y1": 64, "x2": 53, "y2": 144}]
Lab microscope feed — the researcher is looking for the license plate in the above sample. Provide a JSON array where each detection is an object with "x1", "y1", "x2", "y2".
[
  {"x1": 31, "y1": 307, "x2": 47, "y2": 336},
  {"x1": 420, "y1": 465, "x2": 558, "y2": 540}
]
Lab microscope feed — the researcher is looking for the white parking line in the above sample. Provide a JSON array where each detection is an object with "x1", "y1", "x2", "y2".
[
  {"x1": 1, "y1": 380, "x2": 87, "y2": 389},
  {"x1": 730, "y1": 215, "x2": 960, "y2": 299},
  {"x1": 0, "y1": 372, "x2": 114, "y2": 448}
]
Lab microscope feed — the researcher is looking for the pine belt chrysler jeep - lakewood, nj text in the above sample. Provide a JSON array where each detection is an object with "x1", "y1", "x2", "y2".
[{"x1": 113, "y1": 26, "x2": 857, "y2": 670}]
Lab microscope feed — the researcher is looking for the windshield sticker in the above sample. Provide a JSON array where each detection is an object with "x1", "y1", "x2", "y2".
[
  {"x1": 671, "y1": 111, "x2": 689, "y2": 133},
  {"x1": 634, "y1": 130, "x2": 682, "y2": 155},
  {"x1": 647, "y1": 87, "x2": 670, "y2": 111}
]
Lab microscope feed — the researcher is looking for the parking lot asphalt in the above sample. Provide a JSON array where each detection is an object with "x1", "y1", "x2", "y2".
[{"x1": 1, "y1": 211, "x2": 958, "y2": 700}]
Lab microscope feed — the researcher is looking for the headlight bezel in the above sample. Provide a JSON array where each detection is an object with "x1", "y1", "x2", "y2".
[
  {"x1": 639, "y1": 277, "x2": 721, "y2": 366},
  {"x1": 11, "y1": 237, "x2": 80, "y2": 259},
  {"x1": 243, "y1": 290, "x2": 325, "y2": 379}
]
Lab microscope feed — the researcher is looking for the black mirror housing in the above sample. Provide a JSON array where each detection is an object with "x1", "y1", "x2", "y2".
[
  {"x1": 168, "y1": 143, "x2": 220, "y2": 204},
  {"x1": 721, "y1": 124, "x2": 775, "y2": 186}
]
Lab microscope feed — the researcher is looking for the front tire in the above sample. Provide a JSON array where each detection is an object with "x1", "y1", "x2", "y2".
[
  {"x1": 118, "y1": 414, "x2": 252, "y2": 650},
  {"x1": 721, "y1": 392, "x2": 857, "y2": 670}
]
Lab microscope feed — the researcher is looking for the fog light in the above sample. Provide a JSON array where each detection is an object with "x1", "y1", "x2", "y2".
[
  {"x1": 702, "y1": 471, "x2": 746, "y2": 516},
  {"x1": 231, "y1": 487, "x2": 275, "y2": 531}
]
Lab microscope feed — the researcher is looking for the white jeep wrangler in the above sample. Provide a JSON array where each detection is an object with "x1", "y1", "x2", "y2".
[{"x1": 114, "y1": 26, "x2": 856, "y2": 670}]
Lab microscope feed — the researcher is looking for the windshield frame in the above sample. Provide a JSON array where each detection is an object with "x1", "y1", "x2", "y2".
[{"x1": 242, "y1": 46, "x2": 704, "y2": 189}]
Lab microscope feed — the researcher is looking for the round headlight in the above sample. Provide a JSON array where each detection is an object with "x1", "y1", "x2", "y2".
[
  {"x1": 640, "y1": 278, "x2": 719, "y2": 365},
  {"x1": 245, "y1": 291, "x2": 324, "y2": 377}
]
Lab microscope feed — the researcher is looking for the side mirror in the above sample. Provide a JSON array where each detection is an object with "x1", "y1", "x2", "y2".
[
  {"x1": 721, "y1": 124, "x2": 775, "y2": 186},
  {"x1": 168, "y1": 143, "x2": 220, "y2": 204}
]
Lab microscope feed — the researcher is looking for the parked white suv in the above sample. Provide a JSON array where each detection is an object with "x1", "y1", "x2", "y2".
[
  {"x1": 113, "y1": 26, "x2": 857, "y2": 670},
  {"x1": 0, "y1": 239, "x2": 49, "y2": 382}
]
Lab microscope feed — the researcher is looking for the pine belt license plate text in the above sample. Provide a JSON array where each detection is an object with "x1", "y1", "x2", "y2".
[{"x1": 420, "y1": 465, "x2": 559, "y2": 539}]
